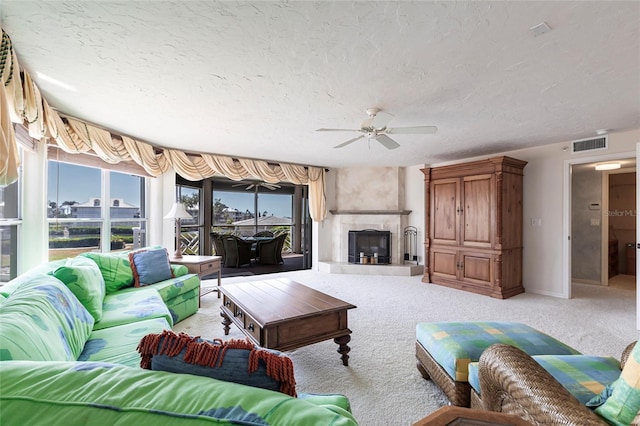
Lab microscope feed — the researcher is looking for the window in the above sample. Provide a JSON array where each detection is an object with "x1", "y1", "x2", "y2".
[
  {"x1": 0, "y1": 173, "x2": 20, "y2": 282},
  {"x1": 47, "y1": 160, "x2": 147, "y2": 260},
  {"x1": 173, "y1": 175, "x2": 310, "y2": 271},
  {"x1": 176, "y1": 184, "x2": 200, "y2": 255},
  {"x1": 212, "y1": 179, "x2": 294, "y2": 239},
  {"x1": 1, "y1": 125, "x2": 36, "y2": 282}
]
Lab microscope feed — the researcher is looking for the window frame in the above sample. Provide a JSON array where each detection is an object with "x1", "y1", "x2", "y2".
[
  {"x1": 46, "y1": 151, "x2": 150, "y2": 259},
  {"x1": 0, "y1": 138, "x2": 23, "y2": 282}
]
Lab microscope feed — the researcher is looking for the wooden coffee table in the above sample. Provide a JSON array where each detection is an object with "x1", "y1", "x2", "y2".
[
  {"x1": 219, "y1": 278, "x2": 357, "y2": 365},
  {"x1": 413, "y1": 407, "x2": 533, "y2": 425}
]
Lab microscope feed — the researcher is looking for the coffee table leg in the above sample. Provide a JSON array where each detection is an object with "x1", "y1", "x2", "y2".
[
  {"x1": 334, "y1": 335, "x2": 351, "y2": 366},
  {"x1": 220, "y1": 311, "x2": 231, "y2": 335}
]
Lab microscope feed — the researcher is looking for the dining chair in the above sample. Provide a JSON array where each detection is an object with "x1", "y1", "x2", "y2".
[
  {"x1": 221, "y1": 235, "x2": 253, "y2": 268},
  {"x1": 210, "y1": 232, "x2": 226, "y2": 263},
  {"x1": 253, "y1": 230, "x2": 274, "y2": 238},
  {"x1": 256, "y1": 234, "x2": 286, "y2": 265}
]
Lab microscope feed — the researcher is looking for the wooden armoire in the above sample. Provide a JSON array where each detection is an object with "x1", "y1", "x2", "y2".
[{"x1": 421, "y1": 156, "x2": 527, "y2": 299}]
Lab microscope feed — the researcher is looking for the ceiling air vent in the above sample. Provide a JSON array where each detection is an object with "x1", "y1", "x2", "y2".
[{"x1": 572, "y1": 136, "x2": 608, "y2": 153}]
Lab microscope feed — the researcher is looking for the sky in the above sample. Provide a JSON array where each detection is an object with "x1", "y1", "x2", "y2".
[
  {"x1": 48, "y1": 161, "x2": 292, "y2": 217},
  {"x1": 47, "y1": 162, "x2": 141, "y2": 206},
  {"x1": 214, "y1": 191, "x2": 292, "y2": 218}
]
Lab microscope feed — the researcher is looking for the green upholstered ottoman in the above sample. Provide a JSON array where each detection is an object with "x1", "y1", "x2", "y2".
[{"x1": 415, "y1": 321, "x2": 581, "y2": 406}]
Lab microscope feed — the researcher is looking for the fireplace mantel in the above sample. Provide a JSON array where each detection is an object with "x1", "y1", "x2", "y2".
[{"x1": 329, "y1": 210, "x2": 411, "y2": 215}]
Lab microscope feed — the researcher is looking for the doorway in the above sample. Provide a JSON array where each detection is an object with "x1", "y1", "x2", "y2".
[{"x1": 569, "y1": 157, "x2": 636, "y2": 290}]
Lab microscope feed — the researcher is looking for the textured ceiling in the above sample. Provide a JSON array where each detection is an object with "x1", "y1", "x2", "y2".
[{"x1": 1, "y1": 1, "x2": 639, "y2": 168}]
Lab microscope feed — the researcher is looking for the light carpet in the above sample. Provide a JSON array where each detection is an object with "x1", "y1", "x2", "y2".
[{"x1": 174, "y1": 270, "x2": 638, "y2": 426}]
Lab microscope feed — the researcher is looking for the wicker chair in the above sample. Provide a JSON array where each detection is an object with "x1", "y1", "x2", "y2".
[
  {"x1": 220, "y1": 235, "x2": 253, "y2": 268},
  {"x1": 256, "y1": 234, "x2": 286, "y2": 265},
  {"x1": 477, "y1": 342, "x2": 639, "y2": 426},
  {"x1": 210, "y1": 232, "x2": 226, "y2": 263},
  {"x1": 253, "y1": 230, "x2": 274, "y2": 238}
]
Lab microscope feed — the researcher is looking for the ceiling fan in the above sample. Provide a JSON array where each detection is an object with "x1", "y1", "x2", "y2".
[
  {"x1": 316, "y1": 108, "x2": 438, "y2": 150},
  {"x1": 231, "y1": 181, "x2": 281, "y2": 191}
]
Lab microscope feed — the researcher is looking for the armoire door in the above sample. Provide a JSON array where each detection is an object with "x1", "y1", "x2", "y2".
[
  {"x1": 431, "y1": 178, "x2": 460, "y2": 246},
  {"x1": 459, "y1": 250, "x2": 493, "y2": 288},
  {"x1": 430, "y1": 246, "x2": 458, "y2": 281},
  {"x1": 461, "y1": 174, "x2": 494, "y2": 248}
]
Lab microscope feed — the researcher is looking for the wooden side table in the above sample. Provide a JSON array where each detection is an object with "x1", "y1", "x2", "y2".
[
  {"x1": 413, "y1": 406, "x2": 533, "y2": 426},
  {"x1": 169, "y1": 255, "x2": 222, "y2": 302}
]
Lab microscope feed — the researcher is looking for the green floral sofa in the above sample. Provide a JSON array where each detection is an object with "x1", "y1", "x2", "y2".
[
  {"x1": 0, "y1": 249, "x2": 198, "y2": 367},
  {"x1": 0, "y1": 251, "x2": 358, "y2": 425},
  {"x1": 1, "y1": 250, "x2": 201, "y2": 325}
]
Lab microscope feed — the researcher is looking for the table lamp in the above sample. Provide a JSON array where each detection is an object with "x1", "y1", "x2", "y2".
[{"x1": 164, "y1": 202, "x2": 192, "y2": 258}]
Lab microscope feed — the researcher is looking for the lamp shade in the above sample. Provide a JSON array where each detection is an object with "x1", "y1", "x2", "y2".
[{"x1": 164, "y1": 202, "x2": 192, "y2": 220}]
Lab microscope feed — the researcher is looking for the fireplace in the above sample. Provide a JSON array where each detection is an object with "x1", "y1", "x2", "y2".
[{"x1": 348, "y1": 230, "x2": 391, "y2": 264}]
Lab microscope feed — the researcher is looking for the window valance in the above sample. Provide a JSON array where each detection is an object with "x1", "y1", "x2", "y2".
[{"x1": 0, "y1": 28, "x2": 327, "y2": 221}]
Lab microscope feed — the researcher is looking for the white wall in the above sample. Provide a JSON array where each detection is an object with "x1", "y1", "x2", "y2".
[
  {"x1": 403, "y1": 165, "x2": 426, "y2": 264},
  {"x1": 154, "y1": 172, "x2": 176, "y2": 250},
  {"x1": 20, "y1": 142, "x2": 49, "y2": 271}
]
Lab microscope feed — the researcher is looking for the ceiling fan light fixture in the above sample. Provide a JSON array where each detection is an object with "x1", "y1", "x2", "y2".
[{"x1": 320, "y1": 108, "x2": 437, "y2": 150}]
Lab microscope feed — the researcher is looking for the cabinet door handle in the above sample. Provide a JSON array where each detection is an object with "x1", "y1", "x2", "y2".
[
  {"x1": 236, "y1": 311, "x2": 243, "y2": 318},
  {"x1": 248, "y1": 323, "x2": 255, "y2": 332},
  {"x1": 224, "y1": 300, "x2": 231, "y2": 307}
]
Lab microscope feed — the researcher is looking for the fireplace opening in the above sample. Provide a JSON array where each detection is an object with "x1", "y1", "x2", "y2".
[{"x1": 348, "y1": 230, "x2": 391, "y2": 264}]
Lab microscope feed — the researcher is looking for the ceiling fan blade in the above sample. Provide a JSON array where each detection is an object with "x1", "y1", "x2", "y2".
[
  {"x1": 245, "y1": 184, "x2": 255, "y2": 190},
  {"x1": 334, "y1": 135, "x2": 365, "y2": 149},
  {"x1": 316, "y1": 128, "x2": 361, "y2": 132},
  {"x1": 370, "y1": 111, "x2": 394, "y2": 128},
  {"x1": 262, "y1": 183, "x2": 280, "y2": 190},
  {"x1": 386, "y1": 126, "x2": 438, "y2": 134},
  {"x1": 375, "y1": 134, "x2": 401, "y2": 150}
]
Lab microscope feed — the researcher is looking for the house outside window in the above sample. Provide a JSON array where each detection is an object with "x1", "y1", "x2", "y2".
[{"x1": 47, "y1": 161, "x2": 147, "y2": 260}]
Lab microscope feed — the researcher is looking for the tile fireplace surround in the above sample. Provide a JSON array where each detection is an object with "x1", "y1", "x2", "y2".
[
  {"x1": 318, "y1": 210, "x2": 424, "y2": 276},
  {"x1": 318, "y1": 167, "x2": 424, "y2": 277}
]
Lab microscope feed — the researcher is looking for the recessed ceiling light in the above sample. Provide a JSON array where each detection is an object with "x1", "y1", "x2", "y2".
[
  {"x1": 595, "y1": 163, "x2": 621, "y2": 171},
  {"x1": 36, "y1": 72, "x2": 76, "y2": 91},
  {"x1": 596, "y1": 129, "x2": 609, "y2": 136}
]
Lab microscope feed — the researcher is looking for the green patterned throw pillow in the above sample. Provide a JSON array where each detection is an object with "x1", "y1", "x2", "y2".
[
  {"x1": 80, "y1": 252, "x2": 133, "y2": 294},
  {"x1": 52, "y1": 256, "x2": 106, "y2": 322},
  {"x1": 0, "y1": 275, "x2": 94, "y2": 361},
  {"x1": 594, "y1": 341, "x2": 640, "y2": 426}
]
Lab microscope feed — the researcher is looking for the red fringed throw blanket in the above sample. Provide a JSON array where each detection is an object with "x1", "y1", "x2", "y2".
[{"x1": 137, "y1": 330, "x2": 297, "y2": 397}]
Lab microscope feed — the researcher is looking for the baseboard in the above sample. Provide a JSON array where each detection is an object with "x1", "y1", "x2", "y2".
[{"x1": 317, "y1": 261, "x2": 424, "y2": 276}]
